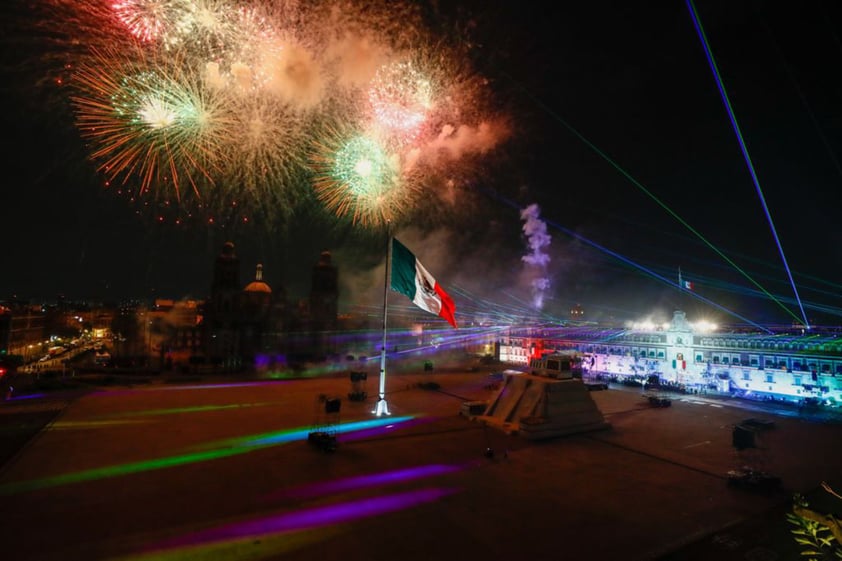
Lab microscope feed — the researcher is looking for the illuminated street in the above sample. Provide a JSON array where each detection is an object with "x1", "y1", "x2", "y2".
[{"x1": 1, "y1": 363, "x2": 839, "y2": 560}]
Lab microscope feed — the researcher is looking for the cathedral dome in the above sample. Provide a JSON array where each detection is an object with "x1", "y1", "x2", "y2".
[
  {"x1": 244, "y1": 282, "x2": 271, "y2": 293},
  {"x1": 244, "y1": 264, "x2": 272, "y2": 294}
]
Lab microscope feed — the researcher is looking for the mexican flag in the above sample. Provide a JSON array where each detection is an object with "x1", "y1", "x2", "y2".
[{"x1": 390, "y1": 238, "x2": 457, "y2": 328}]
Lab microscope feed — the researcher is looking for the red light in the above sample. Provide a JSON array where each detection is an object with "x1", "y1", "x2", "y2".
[{"x1": 0, "y1": 367, "x2": 6, "y2": 377}]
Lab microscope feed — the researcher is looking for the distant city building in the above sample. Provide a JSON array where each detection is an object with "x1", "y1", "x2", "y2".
[
  {"x1": 0, "y1": 240, "x2": 446, "y2": 374},
  {"x1": 0, "y1": 304, "x2": 11, "y2": 354},
  {"x1": 63, "y1": 241, "x2": 345, "y2": 373},
  {"x1": 0, "y1": 303, "x2": 47, "y2": 360},
  {"x1": 149, "y1": 298, "x2": 203, "y2": 370}
]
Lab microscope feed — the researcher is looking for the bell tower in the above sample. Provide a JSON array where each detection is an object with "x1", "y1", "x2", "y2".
[{"x1": 210, "y1": 241, "x2": 241, "y2": 316}]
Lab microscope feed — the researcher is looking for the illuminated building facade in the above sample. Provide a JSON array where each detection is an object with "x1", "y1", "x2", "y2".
[{"x1": 498, "y1": 310, "x2": 842, "y2": 405}]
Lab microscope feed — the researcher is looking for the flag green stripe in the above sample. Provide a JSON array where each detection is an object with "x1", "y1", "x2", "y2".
[{"x1": 390, "y1": 239, "x2": 417, "y2": 300}]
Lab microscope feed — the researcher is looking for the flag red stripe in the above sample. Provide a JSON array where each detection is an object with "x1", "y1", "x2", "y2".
[{"x1": 434, "y1": 282, "x2": 457, "y2": 328}]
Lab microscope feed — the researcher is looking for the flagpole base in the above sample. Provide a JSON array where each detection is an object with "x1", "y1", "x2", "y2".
[{"x1": 372, "y1": 396, "x2": 390, "y2": 417}]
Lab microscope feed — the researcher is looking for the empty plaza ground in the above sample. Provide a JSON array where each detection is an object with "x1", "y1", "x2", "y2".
[{"x1": 0, "y1": 365, "x2": 840, "y2": 561}]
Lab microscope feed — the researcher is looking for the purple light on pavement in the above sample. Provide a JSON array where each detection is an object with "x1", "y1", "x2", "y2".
[
  {"x1": 149, "y1": 487, "x2": 460, "y2": 552},
  {"x1": 337, "y1": 415, "x2": 435, "y2": 442},
  {"x1": 5, "y1": 393, "x2": 46, "y2": 401},
  {"x1": 269, "y1": 463, "x2": 462, "y2": 501}
]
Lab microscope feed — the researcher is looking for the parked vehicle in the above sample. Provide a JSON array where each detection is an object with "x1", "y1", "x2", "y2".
[
  {"x1": 741, "y1": 417, "x2": 775, "y2": 430},
  {"x1": 644, "y1": 394, "x2": 671, "y2": 407}
]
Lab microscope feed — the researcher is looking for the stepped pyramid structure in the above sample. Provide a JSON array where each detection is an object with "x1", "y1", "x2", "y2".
[{"x1": 480, "y1": 372, "x2": 610, "y2": 440}]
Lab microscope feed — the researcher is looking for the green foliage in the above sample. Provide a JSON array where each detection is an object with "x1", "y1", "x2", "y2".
[{"x1": 788, "y1": 494, "x2": 841, "y2": 561}]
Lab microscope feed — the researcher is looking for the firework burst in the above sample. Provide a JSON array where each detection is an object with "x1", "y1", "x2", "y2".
[
  {"x1": 312, "y1": 131, "x2": 417, "y2": 226},
  {"x1": 368, "y1": 59, "x2": 433, "y2": 143},
  {"x1": 72, "y1": 48, "x2": 234, "y2": 201},
  {"x1": 29, "y1": 0, "x2": 512, "y2": 227},
  {"x1": 111, "y1": 0, "x2": 186, "y2": 44},
  {"x1": 112, "y1": 0, "x2": 257, "y2": 57},
  {"x1": 220, "y1": 95, "x2": 314, "y2": 211}
]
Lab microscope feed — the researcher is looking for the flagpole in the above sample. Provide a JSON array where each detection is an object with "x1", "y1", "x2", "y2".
[
  {"x1": 374, "y1": 223, "x2": 392, "y2": 417},
  {"x1": 678, "y1": 266, "x2": 685, "y2": 315}
]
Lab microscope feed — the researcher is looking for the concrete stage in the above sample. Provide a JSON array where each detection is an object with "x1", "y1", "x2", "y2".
[{"x1": 0, "y1": 368, "x2": 840, "y2": 560}]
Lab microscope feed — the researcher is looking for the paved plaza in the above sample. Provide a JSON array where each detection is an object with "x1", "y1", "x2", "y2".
[{"x1": 1, "y1": 365, "x2": 840, "y2": 561}]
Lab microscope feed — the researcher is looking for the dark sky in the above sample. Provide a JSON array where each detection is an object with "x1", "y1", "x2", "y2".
[{"x1": 2, "y1": 0, "x2": 841, "y2": 328}]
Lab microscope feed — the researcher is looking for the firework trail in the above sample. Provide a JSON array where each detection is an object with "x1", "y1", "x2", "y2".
[{"x1": 521, "y1": 203, "x2": 552, "y2": 309}]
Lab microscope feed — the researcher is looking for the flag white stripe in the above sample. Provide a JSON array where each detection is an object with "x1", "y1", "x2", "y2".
[{"x1": 412, "y1": 261, "x2": 442, "y2": 315}]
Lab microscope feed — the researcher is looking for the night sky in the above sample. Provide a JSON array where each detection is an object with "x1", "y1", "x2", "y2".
[{"x1": 1, "y1": 1, "x2": 841, "y2": 328}]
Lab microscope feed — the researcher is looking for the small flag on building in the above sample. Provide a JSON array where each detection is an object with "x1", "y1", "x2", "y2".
[
  {"x1": 678, "y1": 267, "x2": 694, "y2": 291},
  {"x1": 390, "y1": 238, "x2": 457, "y2": 328}
]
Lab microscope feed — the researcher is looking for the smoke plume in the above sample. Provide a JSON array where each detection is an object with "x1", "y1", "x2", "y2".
[{"x1": 520, "y1": 203, "x2": 551, "y2": 310}]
